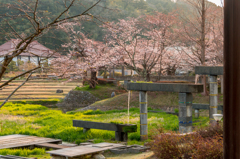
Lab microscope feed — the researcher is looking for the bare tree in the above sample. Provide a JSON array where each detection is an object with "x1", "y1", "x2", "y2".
[
  {"x1": 178, "y1": 0, "x2": 220, "y2": 95},
  {"x1": 0, "y1": 0, "x2": 103, "y2": 108}
]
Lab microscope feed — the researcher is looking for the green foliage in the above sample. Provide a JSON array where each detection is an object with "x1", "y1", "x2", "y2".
[
  {"x1": 6, "y1": 61, "x2": 19, "y2": 73},
  {"x1": 136, "y1": 81, "x2": 153, "y2": 83},
  {"x1": 11, "y1": 99, "x2": 60, "y2": 106},
  {"x1": 75, "y1": 85, "x2": 100, "y2": 91},
  {"x1": 129, "y1": 132, "x2": 141, "y2": 141},
  {"x1": 174, "y1": 108, "x2": 179, "y2": 113},
  {"x1": 109, "y1": 120, "x2": 124, "y2": 124},
  {"x1": 83, "y1": 109, "x2": 104, "y2": 115},
  {"x1": 0, "y1": 148, "x2": 45, "y2": 157},
  {"x1": 17, "y1": 59, "x2": 24, "y2": 68},
  {"x1": 122, "y1": 125, "x2": 137, "y2": 133}
]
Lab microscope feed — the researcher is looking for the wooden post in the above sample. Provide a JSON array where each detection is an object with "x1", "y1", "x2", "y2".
[
  {"x1": 209, "y1": 75, "x2": 218, "y2": 124},
  {"x1": 179, "y1": 93, "x2": 193, "y2": 133},
  {"x1": 139, "y1": 91, "x2": 148, "y2": 140}
]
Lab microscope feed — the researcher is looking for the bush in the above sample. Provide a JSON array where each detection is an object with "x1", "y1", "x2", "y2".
[
  {"x1": 196, "y1": 123, "x2": 223, "y2": 139},
  {"x1": 192, "y1": 135, "x2": 223, "y2": 159},
  {"x1": 148, "y1": 124, "x2": 223, "y2": 159},
  {"x1": 0, "y1": 148, "x2": 45, "y2": 157}
]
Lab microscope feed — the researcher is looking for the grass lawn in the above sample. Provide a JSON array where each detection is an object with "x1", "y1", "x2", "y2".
[{"x1": 0, "y1": 102, "x2": 209, "y2": 145}]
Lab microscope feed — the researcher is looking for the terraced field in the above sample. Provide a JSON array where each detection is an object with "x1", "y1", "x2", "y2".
[{"x1": 0, "y1": 80, "x2": 81, "y2": 102}]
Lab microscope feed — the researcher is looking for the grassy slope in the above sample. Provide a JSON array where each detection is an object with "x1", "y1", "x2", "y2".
[
  {"x1": 91, "y1": 91, "x2": 223, "y2": 109},
  {"x1": 75, "y1": 84, "x2": 127, "y2": 100}
]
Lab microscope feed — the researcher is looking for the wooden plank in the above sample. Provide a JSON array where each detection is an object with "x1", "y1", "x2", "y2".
[
  {"x1": 0, "y1": 155, "x2": 30, "y2": 159},
  {"x1": 47, "y1": 143, "x2": 125, "y2": 157},
  {"x1": 34, "y1": 143, "x2": 70, "y2": 149},
  {"x1": 73, "y1": 120, "x2": 137, "y2": 132},
  {"x1": 127, "y1": 83, "x2": 203, "y2": 93},
  {"x1": 0, "y1": 135, "x2": 62, "y2": 149}
]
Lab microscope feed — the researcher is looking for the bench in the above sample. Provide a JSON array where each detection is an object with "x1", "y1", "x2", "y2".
[{"x1": 73, "y1": 120, "x2": 137, "y2": 141}]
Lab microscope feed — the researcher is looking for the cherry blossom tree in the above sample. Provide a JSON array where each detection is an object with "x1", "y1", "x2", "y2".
[
  {"x1": 103, "y1": 12, "x2": 179, "y2": 81},
  {"x1": 52, "y1": 22, "x2": 110, "y2": 88}
]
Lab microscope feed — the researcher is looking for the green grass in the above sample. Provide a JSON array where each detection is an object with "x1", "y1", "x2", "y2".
[
  {"x1": 11, "y1": 99, "x2": 60, "y2": 106},
  {"x1": 0, "y1": 148, "x2": 46, "y2": 157},
  {"x1": 0, "y1": 103, "x2": 209, "y2": 145},
  {"x1": 74, "y1": 84, "x2": 126, "y2": 100}
]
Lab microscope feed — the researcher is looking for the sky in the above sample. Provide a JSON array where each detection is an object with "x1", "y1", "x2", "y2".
[{"x1": 208, "y1": 0, "x2": 223, "y2": 6}]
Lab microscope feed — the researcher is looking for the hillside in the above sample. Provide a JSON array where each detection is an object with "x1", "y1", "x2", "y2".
[{"x1": 0, "y1": 0, "x2": 191, "y2": 50}]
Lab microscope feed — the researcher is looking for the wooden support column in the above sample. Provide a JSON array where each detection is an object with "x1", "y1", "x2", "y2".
[
  {"x1": 209, "y1": 75, "x2": 218, "y2": 124},
  {"x1": 224, "y1": 0, "x2": 240, "y2": 157},
  {"x1": 139, "y1": 91, "x2": 148, "y2": 141},
  {"x1": 179, "y1": 93, "x2": 193, "y2": 133}
]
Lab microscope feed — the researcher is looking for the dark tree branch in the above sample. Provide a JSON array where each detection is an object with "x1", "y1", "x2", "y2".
[
  {"x1": 0, "y1": 66, "x2": 41, "y2": 89},
  {"x1": 0, "y1": 71, "x2": 35, "y2": 108}
]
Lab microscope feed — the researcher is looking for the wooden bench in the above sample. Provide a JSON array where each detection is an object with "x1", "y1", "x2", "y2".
[{"x1": 73, "y1": 120, "x2": 137, "y2": 141}]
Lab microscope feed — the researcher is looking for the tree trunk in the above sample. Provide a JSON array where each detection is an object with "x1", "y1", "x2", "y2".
[
  {"x1": 158, "y1": 57, "x2": 162, "y2": 81},
  {"x1": 146, "y1": 71, "x2": 151, "y2": 82},
  {"x1": 122, "y1": 66, "x2": 125, "y2": 77},
  {"x1": 109, "y1": 68, "x2": 112, "y2": 78},
  {"x1": 201, "y1": 0, "x2": 208, "y2": 96},
  {"x1": 104, "y1": 67, "x2": 107, "y2": 79},
  {"x1": 89, "y1": 70, "x2": 98, "y2": 88},
  {"x1": 201, "y1": 75, "x2": 209, "y2": 96}
]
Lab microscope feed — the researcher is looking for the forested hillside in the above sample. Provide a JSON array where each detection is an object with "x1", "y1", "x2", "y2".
[{"x1": 0, "y1": 0, "x2": 190, "y2": 51}]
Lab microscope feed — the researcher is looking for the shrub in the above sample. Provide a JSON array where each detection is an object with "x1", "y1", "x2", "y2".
[
  {"x1": 148, "y1": 124, "x2": 223, "y2": 159},
  {"x1": 192, "y1": 135, "x2": 223, "y2": 159},
  {"x1": 148, "y1": 132, "x2": 192, "y2": 159},
  {"x1": 196, "y1": 123, "x2": 223, "y2": 139}
]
